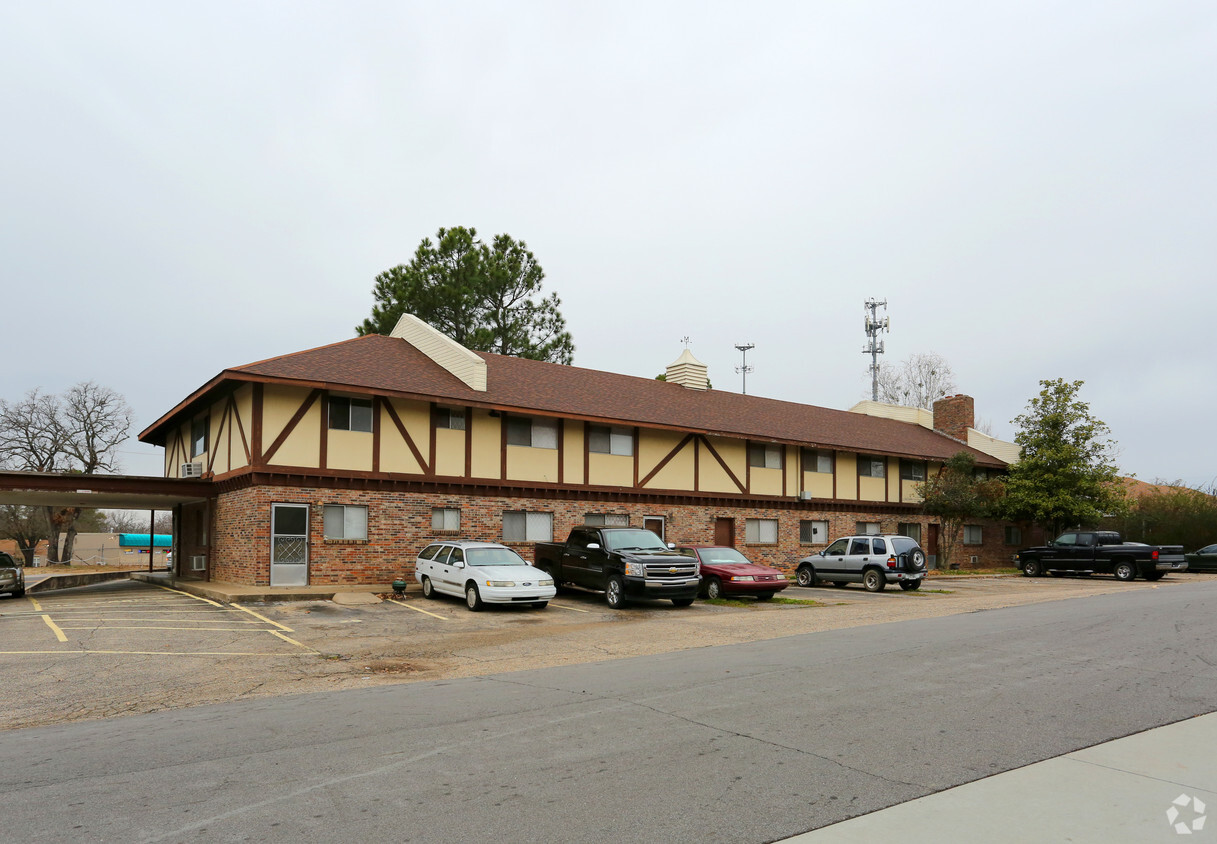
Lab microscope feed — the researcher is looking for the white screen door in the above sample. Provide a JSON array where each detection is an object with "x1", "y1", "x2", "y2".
[{"x1": 271, "y1": 503, "x2": 309, "y2": 586}]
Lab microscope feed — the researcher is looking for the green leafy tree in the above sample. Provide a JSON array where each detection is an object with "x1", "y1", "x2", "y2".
[
  {"x1": 1109, "y1": 482, "x2": 1217, "y2": 549},
  {"x1": 1001, "y1": 378, "x2": 1125, "y2": 536},
  {"x1": 358, "y1": 226, "x2": 575, "y2": 364},
  {"x1": 920, "y1": 451, "x2": 1004, "y2": 570}
]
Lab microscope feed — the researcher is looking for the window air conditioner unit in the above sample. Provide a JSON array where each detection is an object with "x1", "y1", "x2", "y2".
[
  {"x1": 190, "y1": 555, "x2": 207, "y2": 571},
  {"x1": 798, "y1": 491, "x2": 813, "y2": 500},
  {"x1": 969, "y1": 555, "x2": 980, "y2": 566},
  {"x1": 181, "y1": 462, "x2": 204, "y2": 478}
]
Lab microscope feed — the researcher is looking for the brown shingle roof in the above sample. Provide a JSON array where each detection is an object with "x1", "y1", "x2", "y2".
[{"x1": 145, "y1": 334, "x2": 1004, "y2": 466}]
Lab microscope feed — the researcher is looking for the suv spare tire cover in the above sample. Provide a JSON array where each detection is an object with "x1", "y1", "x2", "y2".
[{"x1": 909, "y1": 549, "x2": 926, "y2": 571}]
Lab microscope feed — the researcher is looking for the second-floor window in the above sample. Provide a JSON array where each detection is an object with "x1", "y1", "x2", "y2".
[
  {"x1": 329, "y1": 397, "x2": 372, "y2": 432},
  {"x1": 749, "y1": 443, "x2": 782, "y2": 469},
  {"x1": 801, "y1": 448, "x2": 833, "y2": 473},
  {"x1": 588, "y1": 425, "x2": 633, "y2": 456},
  {"x1": 506, "y1": 416, "x2": 558, "y2": 449},
  {"x1": 858, "y1": 455, "x2": 886, "y2": 478},
  {"x1": 191, "y1": 416, "x2": 209, "y2": 457},
  {"x1": 435, "y1": 407, "x2": 466, "y2": 430},
  {"x1": 900, "y1": 460, "x2": 926, "y2": 482}
]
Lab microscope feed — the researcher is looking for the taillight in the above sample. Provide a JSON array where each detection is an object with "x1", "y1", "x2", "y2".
[
  {"x1": 887, "y1": 556, "x2": 896, "y2": 568},
  {"x1": 1152, "y1": 549, "x2": 1159, "y2": 561}
]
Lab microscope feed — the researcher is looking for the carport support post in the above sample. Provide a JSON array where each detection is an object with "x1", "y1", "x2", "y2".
[{"x1": 148, "y1": 511, "x2": 155, "y2": 573}]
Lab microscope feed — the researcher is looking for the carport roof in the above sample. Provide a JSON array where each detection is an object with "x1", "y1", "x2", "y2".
[{"x1": 0, "y1": 471, "x2": 213, "y2": 510}]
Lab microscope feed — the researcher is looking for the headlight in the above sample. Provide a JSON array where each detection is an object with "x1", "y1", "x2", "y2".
[
  {"x1": 625, "y1": 561, "x2": 645, "y2": 577},
  {"x1": 731, "y1": 575, "x2": 755, "y2": 582},
  {"x1": 538, "y1": 578, "x2": 554, "y2": 586},
  {"x1": 486, "y1": 580, "x2": 516, "y2": 588}
]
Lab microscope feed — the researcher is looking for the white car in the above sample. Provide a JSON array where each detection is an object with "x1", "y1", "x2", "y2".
[{"x1": 414, "y1": 540, "x2": 556, "y2": 611}]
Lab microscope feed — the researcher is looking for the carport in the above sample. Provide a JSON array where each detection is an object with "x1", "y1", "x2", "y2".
[{"x1": 0, "y1": 470, "x2": 214, "y2": 577}]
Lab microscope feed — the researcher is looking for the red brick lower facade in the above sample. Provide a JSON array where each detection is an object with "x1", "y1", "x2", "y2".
[{"x1": 205, "y1": 481, "x2": 1040, "y2": 586}]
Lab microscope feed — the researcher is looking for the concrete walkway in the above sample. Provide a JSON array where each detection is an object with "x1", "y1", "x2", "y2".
[
  {"x1": 129, "y1": 571, "x2": 404, "y2": 602},
  {"x1": 790, "y1": 712, "x2": 1217, "y2": 842}
]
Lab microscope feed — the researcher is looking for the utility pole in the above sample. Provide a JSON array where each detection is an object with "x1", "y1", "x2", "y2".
[
  {"x1": 734, "y1": 343, "x2": 755, "y2": 394},
  {"x1": 862, "y1": 299, "x2": 889, "y2": 401}
]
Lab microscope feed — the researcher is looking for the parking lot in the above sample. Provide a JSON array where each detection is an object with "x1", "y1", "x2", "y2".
[{"x1": 2, "y1": 572, "x2": 1210, "y2": 731}]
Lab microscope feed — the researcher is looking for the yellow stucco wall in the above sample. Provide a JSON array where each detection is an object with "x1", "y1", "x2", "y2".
[
  {"x1": 803, "y1": 470, "x2": 834, "y2": 498},
  {"x1": 563, "y1": 424, "x2": 584, "y2": 484},
  {"x1": 470, "y1": 410, "x2": 501, "y2": 479},
  {"x1": 506, "y1": 445, "x2": 559, "y2": 483},
  {"x1": 750, "y1": 466, "x2": 782, "y2": 496},
  {"x1": 434, "y1": 428, "x2": 465, "y2": 476},
  {"x1": 836, "y1": 451, "x2": 858, "y2": 500},
  {"x1": 700, "y1": 436, "x2": 745, "y2": 494},
  {"x1": 590, "y1": 453, "x2": 634, "y2": 487},
  {"x1": 378, "y1": 399, "x2": 427, "y2": 475},
  {"x1": 859, "y1": 475, "x2": 886, "y2": 502},
  {"x1": 328, "y1": 429, "x2": 373, "y2": 472},
  {"x1": 638, "y1": 430, "x2": 692, "y2": 490},
  {"x1": 263, "y1": 386, "x2": 321, "y2": 469}
]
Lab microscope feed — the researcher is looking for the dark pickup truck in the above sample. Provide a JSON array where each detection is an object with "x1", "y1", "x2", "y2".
[
  {"x1": 534, "y1": 527, "x2": 701, "y2": 608},
  {"x1": 1015, "y1": 531, "x2": 1187, "y2": 581}
]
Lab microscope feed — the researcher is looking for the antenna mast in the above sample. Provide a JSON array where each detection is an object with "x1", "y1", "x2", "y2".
[
  {"x1": 862, "y1": 299, "x2": 889, "y2": 401},
  {"x1": 734, "y1": 343, "x2": 755, "y2": 395}
]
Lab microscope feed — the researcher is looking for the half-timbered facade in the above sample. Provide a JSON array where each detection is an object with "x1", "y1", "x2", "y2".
[{"x1": 140, "y1": 315, "x2": 1021, "y2": 586}]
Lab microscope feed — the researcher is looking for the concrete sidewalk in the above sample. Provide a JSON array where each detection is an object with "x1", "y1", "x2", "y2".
[
  {"x1": 129, "y1": 571, "x2": 405, "y2": 602},
  {"x1": 791, "y1": 712, "x2": 1217, "y2": 842}
]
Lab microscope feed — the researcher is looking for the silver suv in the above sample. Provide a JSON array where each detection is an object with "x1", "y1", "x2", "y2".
[
  {"x1": 795, "y1": 534, "x2": 927, "y2": 592},
  {"x1": 0, "y1": 551, "x2": 25, "y2": 599}
]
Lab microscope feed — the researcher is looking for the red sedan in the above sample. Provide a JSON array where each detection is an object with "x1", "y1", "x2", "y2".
[{"x1": 678, "y1": 545, "x2": 789, "y2": 601}]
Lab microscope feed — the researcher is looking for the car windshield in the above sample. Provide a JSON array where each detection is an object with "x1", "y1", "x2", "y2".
[
  {"x1": 698, "y1": 548, "x2": 750, "y2": 564},
  {"x1": 465, "y1": 547, "x2": 529, "y2": 566},
  {"x1": 604, "y1": 530, "x2": 668, "y2": 552}
]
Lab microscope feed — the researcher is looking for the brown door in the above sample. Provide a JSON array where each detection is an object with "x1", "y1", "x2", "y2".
[
  {"x1": 714, "y1": 518, "x2": 735, "y2": 547},
  {"x1": 927, "y1": 523, "x2": 940, "y2": 569},
  {"x1": 644, "y1": 517, "x2": 665, "y2": 540}
]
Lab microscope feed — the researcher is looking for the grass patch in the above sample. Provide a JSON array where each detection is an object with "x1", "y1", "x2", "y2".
[
  {"x1": 927, "y1": 568, "x2": 1020, "y2": 578},
  {"x1": 702, "y1": 596, "x2": 822, "y2": 608}
]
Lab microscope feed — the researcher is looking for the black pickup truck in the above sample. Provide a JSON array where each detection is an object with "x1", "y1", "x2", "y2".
[
  {"x1": 1015, "y1": 531, "x2": 1187, "y2": 581},
  {"x1": 533, "y1": 527, "x2": 701, "y2": 608}
]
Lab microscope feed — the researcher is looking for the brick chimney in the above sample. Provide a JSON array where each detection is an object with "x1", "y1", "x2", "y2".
[{"x1": 933, "y1": 394, "x2": 974, "y2": 441}]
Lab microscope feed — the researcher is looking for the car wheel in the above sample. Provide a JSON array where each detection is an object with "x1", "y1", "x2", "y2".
[
  {"x1": 796, "y1": 566, "x2": 816, "y2": 587},
  {"x1": 421, "y1": 576, "x2": 434, "y2": 599},
  {"x1": 606, "y1": 576, "x2": 625, "y2": 609},
  {"x1": 532, "y1": 601, "x2": 548, "y2": 609},
  {"x1": 899, "y1": 580, "x2": 921, "y2": 591},
  {"x1": 909, "y1": 550, "x2": 926, "y2": 571},
  {"x1": 756, "y1": 592, "x2": 774, "y2": 601},
  {"x1": 1113, "y1": 561, "x2": 1137, "y2": 582},
  {"x1": 1022, "y1": 560, "x2": 1042, "y2": 577},
  {"x1": 671, "y1": 598, "x2": 694, "y2": 607},
  {"x1": 863, "y1": 568, "x2": 886, "y2": 592},
  {"x1": 1143, "y1": 571, "x2": 1164, "y2": 581},
  {"x1": 706, "y1": 577, "x2": 724, "y2": 600},
  {"x1": 465, "y1": 582, "x2": 483, "y2": 611}
]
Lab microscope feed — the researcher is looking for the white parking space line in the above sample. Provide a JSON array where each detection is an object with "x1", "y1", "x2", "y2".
[
  {"x1": 547, "y1": 603, "x2": 591, "y2": 613},
  {"x1": 386, "y1": 598, "x2": 449, "y2": 620}
]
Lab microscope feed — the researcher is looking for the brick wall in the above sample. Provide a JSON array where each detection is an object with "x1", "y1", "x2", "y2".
[
  {"x1": 208, "y1": 484, "x2": 998, "y2": 585},
  {"x1": 932, "y1": 394, "x2": 975, "y2": 442}
]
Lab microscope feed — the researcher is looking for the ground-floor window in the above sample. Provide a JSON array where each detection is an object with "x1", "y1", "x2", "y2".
[
  {"x1": 503, "y1": 510, "x2": 553, "y2": 542},
  {"x1": 898, "y1": 522, "x2": 922, "y2": 543},
  {"x1": 1004, "y1": 526, "x2": 1022, "y2": 545},
  {"x1": 964, "y1": 525, "x2": 983, "y2": 545},
  {"x1": 745, "y1": 518, "x2": 778, "y2": 544},
  {"x1": 856, "y1": 521, "x2": 880, "y2": 536},
  {"x1": 800, "y1": 519, "x2": 829, "y2": 544},
  {"x1": 585, "y1": 513, "x2": 629, "y2": 527},
  {"x1": 323, "y1": 504, "x2": 367, "y2": 541},
  {"x1": 431, "y1": 507, "x2": 461, "y2": 532}
]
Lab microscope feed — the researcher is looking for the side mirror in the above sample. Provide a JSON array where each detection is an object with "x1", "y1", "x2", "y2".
[
  {"x1": 586, "y1": 542, "x2": 601, "y2": 550},
  {"x1": 667, "y1": 542, "x2": 676, "y2": 549},
  {"x1": 454, "y1": 561, "x2": 466, "y2": 569}
]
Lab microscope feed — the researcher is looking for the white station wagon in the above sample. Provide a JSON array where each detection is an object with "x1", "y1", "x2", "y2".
[{"x1": 414, "y1": 540, "x2": 556, "y2": 611}]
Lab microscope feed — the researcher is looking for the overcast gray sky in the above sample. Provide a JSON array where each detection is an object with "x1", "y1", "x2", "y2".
[{"x1": 2, "y1": 2, "x2": 1214, "y2": 486}]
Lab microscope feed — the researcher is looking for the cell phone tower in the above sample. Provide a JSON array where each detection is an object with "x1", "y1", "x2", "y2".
[
  {"x1": 735, "y1": 343, "x2": 755, "y2": 394},
  {"x1": 862, "y1": 299, "x2": 889, "y2": 401}
]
